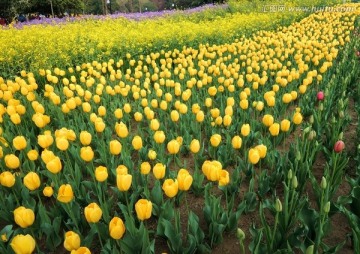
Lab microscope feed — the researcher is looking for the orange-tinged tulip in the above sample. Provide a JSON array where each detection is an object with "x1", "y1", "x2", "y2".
[
  {"x1": 80, "y1": 146, "x2": 94, "y2": 162},
  {"x1": 177, "y1": 169, "x2": 193, "y2": 191},
  {"x1": 5, "y1": 154, "x2": 20, "y2": 169},
  {"x1": 153, "y1": 163, "x2": 166, "y2": 179},
  {"x1": 84, "y1": 203, "x2": 102, "y2": 223},
  {"x1": 23, "y1": 172, "x2": 40, "y2": 191},
  {"x1": 57, "y1": 184, "x2": 74, "y2": 203},
  {"x1": 109, "y1": 216, "x2": 126, "y2": 240},
  {"x1": 116, "y1": 174, "x2": 132, "y2": 191},
  {"x1": 64, "y1": 231, "x2": 81, "y2": 251},
  {"x1": 167, "y1": 139, "x2": 180, "y2": 154},
  {"x1": 109, "y1": 140, "x2": 122, "y2": 155},
  {"x1": 13, "y1": 136, "x2": 27, "y2": 150},
  {"x1": 135, "y1": 199, "x2": 152, "y2": 221},
  {"x1": 162, "y1": 179, "x2": 179, "y2": 198},
  {"x1": 10, "y1": 234, "x2": 36, "y2": 254},
  {"x1": 95, "y1": 166, "x2": 108, "y2": 182},
  {"x1": 0, "y1": 171, "x2": 15, "y2": 187},
  {"x1": 13, "y1": 206, "x2": 35, "y2": 228}
]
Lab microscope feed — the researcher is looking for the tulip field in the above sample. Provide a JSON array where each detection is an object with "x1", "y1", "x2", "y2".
[{"x1": 1, "y1": 1, "x2": 360, "y2": 254}]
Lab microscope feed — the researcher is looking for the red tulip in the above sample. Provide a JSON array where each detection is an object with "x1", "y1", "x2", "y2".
[
  {"x1": 334, "y1": 140, "x2": 345, "y2": 153},
  {"x1": 356, "y1": 51, "x2": 360, "y2": 57},
  {"x1": 317, "y1": 91, "x2": 324, "y2": 101}
]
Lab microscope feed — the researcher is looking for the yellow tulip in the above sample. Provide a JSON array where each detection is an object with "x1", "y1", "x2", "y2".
[
  {"x1": 281, "y1": 119, "x2": 291, "y2": 132},
  {"x1": 162, "y1": 179, "x2": 179, "y2": 198},
  {"x1": 170, "y1": 110, "x2": 180, "y2": 122},
  {"x1": 282, "y1": 93, "x2": 293, "y2": 104},
  {"x1": 114, "y1": 108, "x2": 123, "y2": 119},
  {"x1": 10, "y1": 113, "x2": 21, "y2": 125},
  {"x1": 109, "y1": 217, "x2": 126, "y2": 240},
  {"x1": 196, "y1": 111, "x2": 205, "y2": 122},
  {"x1": 248, "y1": 148, "x2": 260, "y2": 164},
  {"x1": 132, "y1": 136, "x2": 143, "y2": 150},
  {"x1": 70, "y1": 247, "x2": 91, "y2": 254},
  {"x1": 64, "y1": 231, "x2": 81, "y2": 251},
  {"x1": 94, "y1": 118, "x2": 105, "y2": 133},
  {"x1": 37, "y1": 134, "x2": 54, "y2": 149},
  {"x1": 0, "y1": 171, "x2": 15, "y2": 187},
  {"x1": 255, "y1": 144, "x2": 267, "y2": 159},
  {"x1": 95, "y1": 166, "x2": 108, "y2": 182},
  {"x1": 98, "y1": 106, "x2": 106, "y2": 116},
  {"x1": 46, "y1": 157, "x2": 62, "y2": 174},
  {"x1": 135, "y1": 199, "x2": 152, "y2": 221},
  {"x1": 56, "y1": 137, "x2": 69, "y2": 151},
  {"x1": 189, "y1": 139, "x2": 200, "y2": 153},
  {"x1": 57, "y1": 184, "x2": 74, "y2": 203},
  {"x1": 148, "y1": 149, "x2": 157, "y2": 160},
  {"x1": 10, "y1": 234, "x2": 36, "y2": 254},
  {"x1": 262, "y1": 114, "x2": 274, "y2": 127},
  {"x1": 150, "y1": 119, "x2": 160, "y2": 131},
  {"x1": 241, "y1": 124, "x2": 251, "y2": 137},
  {"x1": 223, "y1": 115, "x2": 232, "y2": 127},
  {"x1": 218, "y1": 170, "x2": 230, "y2": 186},
  {"x1": 140, "y1": 162, "x2": 151, "y2": 175},
  {"x1": 5, "y1": 154, "x2": 20, "y2": 169},
  {"x1": 293, "y1": 112, "x2": 303, "y2": 125},
  {"x1": 231, "y1": 135, "x2": 242, "y2": 149},
  {"x1": 116, "y1": 173, "x2": 132, "y2": 191},
  {"x1": 109, "y1": 140, "x2": 122, "y2": 155},
  {"x1": 269, "y1": 123, "x2": 280, "y2": 136},
  {"x1": 167, "y1": 139, "x2": 180, "y2": 154},
  {"x1": 84, "y1": 203, "x2": 103, "y2": 223},
  {"x1": 116, "y1": 165, "x2": 128, "y2": 175},
  {"x1": 43, "y1": 186, "x2": 54, "y2": 197},
  {"x1": 153, "y1": 130, "x2": 166, "y2": 144},
  {"x1": 79, "y1": 131, "x2": 92, "y2": 146},
  {"x1": 153, "y1": 163, "x2": 166, "y2": 179},
  {"x1": 12, "y1": 136, "x2": 27, "y2": 150},
  {"x1": 27, "y1": 150, "x2": 38, "y2": 161},
  {"x1": 177, "y1": 169, "x2": 193, "y2": 191},
  {"x1": 13, "y1": 206, "x2": 35, "y2": 228},
  {"x1": 41, "y1": 149, "x2": 55, "y2": 164},
  {"x1": 239, "y1": 99, "x2": 249, "y2": 110},
  {"x1": 115, "y1": 122, "x2": 129, "y2": 138},
  {"x1": 23, "y1": 172, "x2": 40, "y2": 191},
  {"x1": 80, "y1": 146, "x2": 94, "y2": 162}
]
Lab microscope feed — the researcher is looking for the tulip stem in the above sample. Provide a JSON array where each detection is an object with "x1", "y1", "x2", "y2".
[
  {"x1": 95, "y1": 223, "x2": 104, "y2": 248},
  {"x1": 66, "y1": 203, "x2": 79, "y2": 231},
  {"x1": 30, "y1": 228, "x2": 41, "y2": 253}
]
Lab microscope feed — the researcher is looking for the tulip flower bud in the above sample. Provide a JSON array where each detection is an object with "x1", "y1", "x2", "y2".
[
  {"x1": 316, "y1": 91, "x2": 324, "y2": 101},
  {"x1": 287, "y1": 169, "x2": 293, "y2": 180},
  {"x1": 303, "y1": 126, "x2": 311, "y2": 134},
  {"x1": 23, "y1": 172, "x2": 41, "y2": 191},
  {"x1": 319, "y1": 103, "x2": 323, "y2": 111},
  {"x1": 64, "y1": 231, "x2": 81, "y2": 251},
  {"x1": 324, "y1": 201, "x2": 331, "y2": 213},
  {"x1": 306, "y1": 245, "x2": 314, "y2": 254},
  {"x1": 339, "y1": 99, "x2": 344, "y2": 108},
  {"x1": 331, "y1": 117, "x2": 336, "y2": 124},
  {"x1": 162, "y1": 179, "x2": 179, "y2": 198},
  {"x1": 296, "y1": 151, "x2": 301, "y2": 161},
  {"x1": 117, "y1": 173, "x2": 132, "y2": 191},
  {"x1": 0, "y1": 171, "x2": 15, "y2": 187},
  {"x1": 321, "y1": 176, "x2": 327, "y2": 190},
  {"x1": 309, "y1": 115, "x2": 314, "y2": 124},
  {"x1": 237, "y1": 228, "x2": 245, "y2": 241},
  {"x1": 43, "y1": 186, "x2": 54, "y2": 197},
  {"x1": 292, "y1": 176, "x2": 298, "y2": 189},
  {"x1": 308, "y1": 130, "x2": 316, "y2": 141},
  {"x1": 339, "y1": 111, "x2": 344, "y2": 118},
  {"x1": 95, "y1": 166, "x2": 108, "y2": 182},
  {"x1": 334, "y1": 140, "x2": 345, "y2": 153},
  {"x1": 190, "y1": 139, "x2": 200, "y2": 153},
  {"x1": 57, "y1": 184, "x2": 74, "y2": 203},
  {"x1": 275, "y1": 198, "x2": 282, "y2": 212},
  {"x1": 338, "y1": 132, "x2": 343, "y2": 140}
]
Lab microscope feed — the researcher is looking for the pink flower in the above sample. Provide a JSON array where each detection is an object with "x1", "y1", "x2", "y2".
[
  {"x1": 317, "y1": 91, "x2": 324, "y2": 101},
  {"x1": 334, "y1": 140, "x2": 345, "y2": 153}
]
